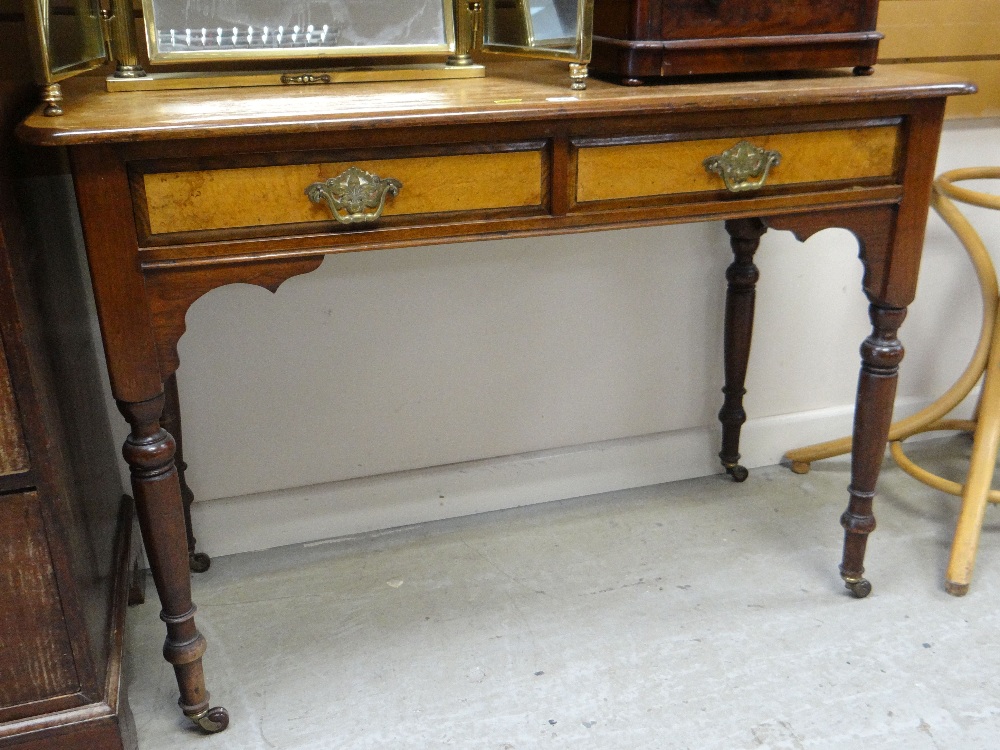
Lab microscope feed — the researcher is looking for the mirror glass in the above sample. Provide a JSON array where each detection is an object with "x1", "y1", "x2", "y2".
[
  {"x1": 36, "y1": 0, "x2": 106, "y2": 78},
  {"x1": 142, "y1": 0, "x2": 453, "y2": 61},
  {"x1": 483, "y1": 0, "x2": 585, "y2": 57}
]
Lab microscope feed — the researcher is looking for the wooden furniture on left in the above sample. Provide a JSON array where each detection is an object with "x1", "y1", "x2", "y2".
[
  {"x1": 0, "y1": 17, "x2": 138, "y2": 750},
  {"x1": 19, "y1": 62, "x2": 972, "y2": 735}
]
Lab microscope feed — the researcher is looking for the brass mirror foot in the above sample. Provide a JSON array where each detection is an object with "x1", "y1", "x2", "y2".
[
  {"x1": 114, "y1": 64, "x2": 148, "y2": 79},
  {"x1": 41, "y1": 83, "x2": 63, "y2": 117},
  {"x1": 945, "y1": 580, "x2": 970, "y2": 597},
  {"x1": 569, "y1": 63, "x2": 588, "y2": 91},
  {"x1": 189, "y1": 551, "x2": 212, "y2": 573},
  {"x1": 449, "y1": 0, "x2": 480, "y2": 66},
  {"x1": 723, "y1": 463, "x2": 749, "y2": 483},
  {"x1": 843, "y1": 576, "x2": 872, "y2": 598},
  {"x1": 187, "y1": 706, "x2": 230, "y2": 733}
]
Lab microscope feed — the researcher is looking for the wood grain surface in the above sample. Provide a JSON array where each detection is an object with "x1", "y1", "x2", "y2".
[{"x1": 19, "y1": 63, "x2": 974, "y2": 146}]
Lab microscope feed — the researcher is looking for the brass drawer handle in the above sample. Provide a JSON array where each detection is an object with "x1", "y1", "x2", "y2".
[
  {"x1": 306, "y1": 166, "x2": 402, "y2": 225},
  {"x1": 703, "y1": 140, "x2": 782, "y2": 193}
]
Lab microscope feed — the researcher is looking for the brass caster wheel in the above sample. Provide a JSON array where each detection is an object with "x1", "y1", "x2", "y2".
[
  {"x1": 188, "y1": 706, "x2": 230, "y2": 733},
  {"x1": 853, "y1": 65, "x2": 875, "y2": 76},
  {"x1": 945, "y1": 580, "x2": 970, "y2": 597},
  {"x1": 844, "y1": 577, "x2": 872, "y2": 598},
  {"x1": 725, "y1": 464, "x2": 749, "y2": 483},
  {"x1": 189, "y1": 552, "x2": 212, "y2": 573}
]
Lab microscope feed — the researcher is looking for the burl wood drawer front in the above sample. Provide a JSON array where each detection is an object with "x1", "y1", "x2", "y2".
[
  {"x1": 576, "y1": 125, "x2": 900, "y2": 204},
  {"x1": 142, "y1": 150, "x2": 544, "y2": 235}
]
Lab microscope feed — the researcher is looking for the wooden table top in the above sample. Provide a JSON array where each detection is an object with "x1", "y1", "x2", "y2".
[{"x1": 19, "y1": 62, "x2": 974, "y2": 147}]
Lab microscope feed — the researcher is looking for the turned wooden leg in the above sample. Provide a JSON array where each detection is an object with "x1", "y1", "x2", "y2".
[
  {"x1": 840, "y1": 304, "x2": 907, "y2": 598},
  {"x1": 118, "y1": 393, "x2": 229, "y2": 733},
  {"x1": 718, "y1": 218, "x2": 767, "y2": 482},
  {"x1": 161, "y1": 373, "x2": 211, "y2": 573}
]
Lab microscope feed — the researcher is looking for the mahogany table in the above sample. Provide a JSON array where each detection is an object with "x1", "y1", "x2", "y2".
[{"x1": 19, "y1": 62, "x2": 973, "y2": 733}]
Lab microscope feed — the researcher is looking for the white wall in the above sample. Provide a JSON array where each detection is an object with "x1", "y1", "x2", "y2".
[{"x1": 104, "y1": 119, "x2": 1000, "y2": 558}]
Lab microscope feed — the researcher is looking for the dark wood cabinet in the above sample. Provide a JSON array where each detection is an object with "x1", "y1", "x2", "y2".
[
  {"x1": 590, "y1": 0, "x2": 882, "y2": 83},
  {"x1": 0, "y1": 14, "x2": 138, "y2": 750}
]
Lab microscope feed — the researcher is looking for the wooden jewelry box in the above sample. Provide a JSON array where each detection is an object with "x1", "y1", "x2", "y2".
[{"x1": 590, "y1": 0, "x2": 882, "y2": 83}]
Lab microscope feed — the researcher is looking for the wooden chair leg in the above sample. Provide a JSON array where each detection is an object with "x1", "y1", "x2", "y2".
[{"x1": 946, "y1": 343, "x2": 1000, "y2": 594}]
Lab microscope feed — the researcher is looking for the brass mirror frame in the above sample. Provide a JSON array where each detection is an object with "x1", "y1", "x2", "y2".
[
  {"x1": 480, "y1": 0, "x2": 594, "y2": 88},
  {"x1": 139, "y1": 0, "x2": 459, "y2": 65},
  {"x1": 20, "y1": 0, "x2": 594, "y2": 112},
  {"x1": 21, "y1": 0, "x2": 108, "y2": 115}
]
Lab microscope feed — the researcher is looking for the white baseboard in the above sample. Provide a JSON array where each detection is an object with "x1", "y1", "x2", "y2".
[{"x1": 190, "y1": 394, "x2": 964, "y2": 558}]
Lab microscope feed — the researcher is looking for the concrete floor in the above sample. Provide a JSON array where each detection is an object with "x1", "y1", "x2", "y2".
[{"x1": 126, "y1": 438, "x2": 1000, "y2": 749}]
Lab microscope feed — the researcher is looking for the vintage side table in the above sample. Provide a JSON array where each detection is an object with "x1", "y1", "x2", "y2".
[{"x1": 18, "y1": 62, "x2": 973, "y2": 732}]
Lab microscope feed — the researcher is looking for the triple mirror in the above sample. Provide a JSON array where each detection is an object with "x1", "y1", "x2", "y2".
[
  {"x1": 21, "y1": 0, "x2": 595, "y2": 114},
  {"x1": 141, "y1": 0, "x2": 456, "y2": 63}
]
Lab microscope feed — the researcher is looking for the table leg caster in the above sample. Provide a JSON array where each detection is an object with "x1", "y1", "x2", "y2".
[
  {"x1": 189, "y1": 551, "x2": 212, "y2": 573},
  {"x1": 724, "y1": 463, "x2": 749, "y2": 482},
  {"x1": 187, "y1": 706, "x2": 230, "y2": 733},
  {"x1": 843, "y1": 576, "x2": 872, "y2": 598}
]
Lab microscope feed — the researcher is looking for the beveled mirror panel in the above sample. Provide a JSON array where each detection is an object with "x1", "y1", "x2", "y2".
[
  {"x1": 141, "y1": 0, "x2": 455, "y2": 62},
  {"x1": 482, "y1": 0, "x2": 592, "y2": 59},
  {"x1": 22, "y1": 0, "x2": 106, "y2": 81}
]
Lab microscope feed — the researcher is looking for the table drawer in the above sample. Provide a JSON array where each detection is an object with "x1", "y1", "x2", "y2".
[
  {"x1": 140, "y1": 148, "x2": 545, "y2": 236},
  {"x1": 575, "y1": 124, "x2": 900, "y2": 204}
]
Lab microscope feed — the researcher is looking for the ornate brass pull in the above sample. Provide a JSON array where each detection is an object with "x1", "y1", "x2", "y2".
[
  {"x1": 306, "y1": 167, "x2": 402, "y2": 225},
  {"x1": 703, "y1": 141, "x2": 782, "y2": 193}
]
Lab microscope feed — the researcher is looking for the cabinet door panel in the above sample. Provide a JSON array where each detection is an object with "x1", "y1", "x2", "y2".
[
  {"x1": 0, "y1": 492, "x2": 80, "y2": 713},
  {"x1": 0, "y1": 332, "x2": 28, "y2": 477}
]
